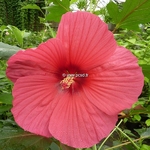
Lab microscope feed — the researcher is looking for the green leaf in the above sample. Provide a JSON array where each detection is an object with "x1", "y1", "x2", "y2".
[
  {"x1": 45, "y1": 0, "x2": 70, "y2": 22},
  {"x1": 21, "y1": 4, "x2": 42, "y2": 12},
  {"x1": 106, "y1": 1, "x2": 119, "y2": 23},
  {"x1": 134, "y1": 114, "x2": 141, "y2": 121},
  {"x1": 70, "y1": 0, "x2": 78, "y2": 5},
  {"x1": 0, "y1": 105, "x2": 12, "y2": 113},
  {"x1": 134, "y1": 128, "x2": 147, "y2": 136},
  {"x1": 107, "y1": 0, "x2": 150, "y2": 31},
  {"x1": 123, "y1": 129, "x2": 137, "y2": 137},
  {"x1": 0, "y1": 42, "x2": 20, "y2": 60},
  {"x1": 50, "y1": 142, "x2": 60, "y2": 150},
  {"x1": 0, "y1": 93, "x2": 12, "y2": 105},
  {"x1": 0, "y1": 71, "x2": 5, "y2": 78},
  {"x1": 0, "y1": 128, "x2": 52, "y2": 150},
  {"x1": 7, "y1": 25, "x2": 23, "y2": 48},
  {"x1": 145, "y1": 119, "x2": 150, "y2": 126},
  {"x1": 0, "y1": 25, "x2": 7, "y2": 31},
  {"x1": 140, "y1": 144, "x2": 150, "y2": 150},
  {"x1": 130, "y1": 109, "x2": 150, "y2": 115},
  {"x1": 140, "y1": 64, "x2": 150, "y2": 80},
  {"x1": 141, "y1": 128, "x2": 150, "y2": 137},
  {"x1": 21, "y1": 31, "x2": 31, "y2": 38},
  {"x1": 126, "y1": 38, "x2": 136, "y2": 44}
]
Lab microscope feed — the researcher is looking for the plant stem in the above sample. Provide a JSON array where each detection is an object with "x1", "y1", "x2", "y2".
[
  {"x1": 91, "y1": 144, "x2": 97, "y2": 150},
  {"x1": 105, "y1": 134, "x2": 150, "y2": 150},
  {"x1": 116, "y1": 126, "x2": 140, "y2": 150},
  {"x1": 98, "y1": 119, "x2": 123, "y2": 150},
  {"x1": 89, "y1": 0, "x2": 93, "y2": 12},
  {"x1": 112, "y1": 24, "x2": 120, "y2": 33}
]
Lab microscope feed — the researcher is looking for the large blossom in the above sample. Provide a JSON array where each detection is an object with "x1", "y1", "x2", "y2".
[{"x1": 6, "y1": 11, "x2": 144, "y2": 148}]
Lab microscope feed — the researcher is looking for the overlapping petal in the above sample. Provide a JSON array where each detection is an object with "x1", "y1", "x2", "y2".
[
  {"x1": 57, "y1": 11, "x2": 117, "y2": 70},
  {"x1": 49, "y1": 90, "x2": 117, "y2": 148},
  {"x1": 11, "y1": 74, "x2": 118, "y2": 148},
  {"x1": 11, "y1": 75, "x2": 61, "y2": 137},
  {"x1": 6, "y1": 38, "x2": 67, "y2": 83},
  {"x1": 84, "y1": 46, "x2": 144, "y2": 115}
]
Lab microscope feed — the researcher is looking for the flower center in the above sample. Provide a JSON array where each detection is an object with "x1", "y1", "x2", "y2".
[{"x1": 60, "y1": 76, "x2": 74, "y2": 90}]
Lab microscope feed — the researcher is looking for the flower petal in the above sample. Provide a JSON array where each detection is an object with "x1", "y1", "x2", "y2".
[
  {"x1": 6, "y1": 39, "x2": 67, "y2": 83},
  {"x1": 56, "y1": 11, "x2": 116, "y2": 70},
  {"x1": 49, "y1": 91, "x2": 117, "y2": 148},
  {"x1": 11, "y1": 73, "x2": 117, "y2": 148},
  {"x1": 84, "y1": 46, "x2": 144, "y2": 115},
  {"x1": 11, "y1": 75, "x2": 61, "y2": 137}
]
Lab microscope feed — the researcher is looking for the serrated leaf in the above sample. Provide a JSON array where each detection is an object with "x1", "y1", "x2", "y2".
[
  {"x1": 0, "y1": 93, "x2": 12, "y2": 104},
  {"x1": 107, "y1": 0, "x2": 150, "y2": 31},
  {"x1": 0, "y1": 42, "x2": 20, "y2": 60},
  {"x1": 0, "y1": 128, "x2": 52, "y2": 150},
  {"x1": 45, "y1": 0, "x2": 70, "y2": 22}
]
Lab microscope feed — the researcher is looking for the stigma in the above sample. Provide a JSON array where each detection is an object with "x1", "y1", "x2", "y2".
[{"x1": 60, "y1": 76, "x2": 74, "y2": 90}]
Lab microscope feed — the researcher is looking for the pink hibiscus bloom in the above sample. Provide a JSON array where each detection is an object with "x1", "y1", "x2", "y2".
[{"x1": 6, "y1": 11, "x2": 144, "y2": 148}]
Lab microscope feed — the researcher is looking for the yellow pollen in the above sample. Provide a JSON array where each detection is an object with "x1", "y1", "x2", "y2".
[{"x1": 60, "y1": 76, "x2": 74, "y2": 90}]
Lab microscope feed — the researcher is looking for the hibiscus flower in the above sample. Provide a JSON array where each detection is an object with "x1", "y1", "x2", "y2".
[{"x1": 6, "y1": 11, "x2": 144, "y2": 148}]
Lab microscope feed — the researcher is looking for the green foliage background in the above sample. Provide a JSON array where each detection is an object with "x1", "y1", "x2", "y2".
[{"x1": 0, "y1": 0, "x2": 45, "y2": 31}]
